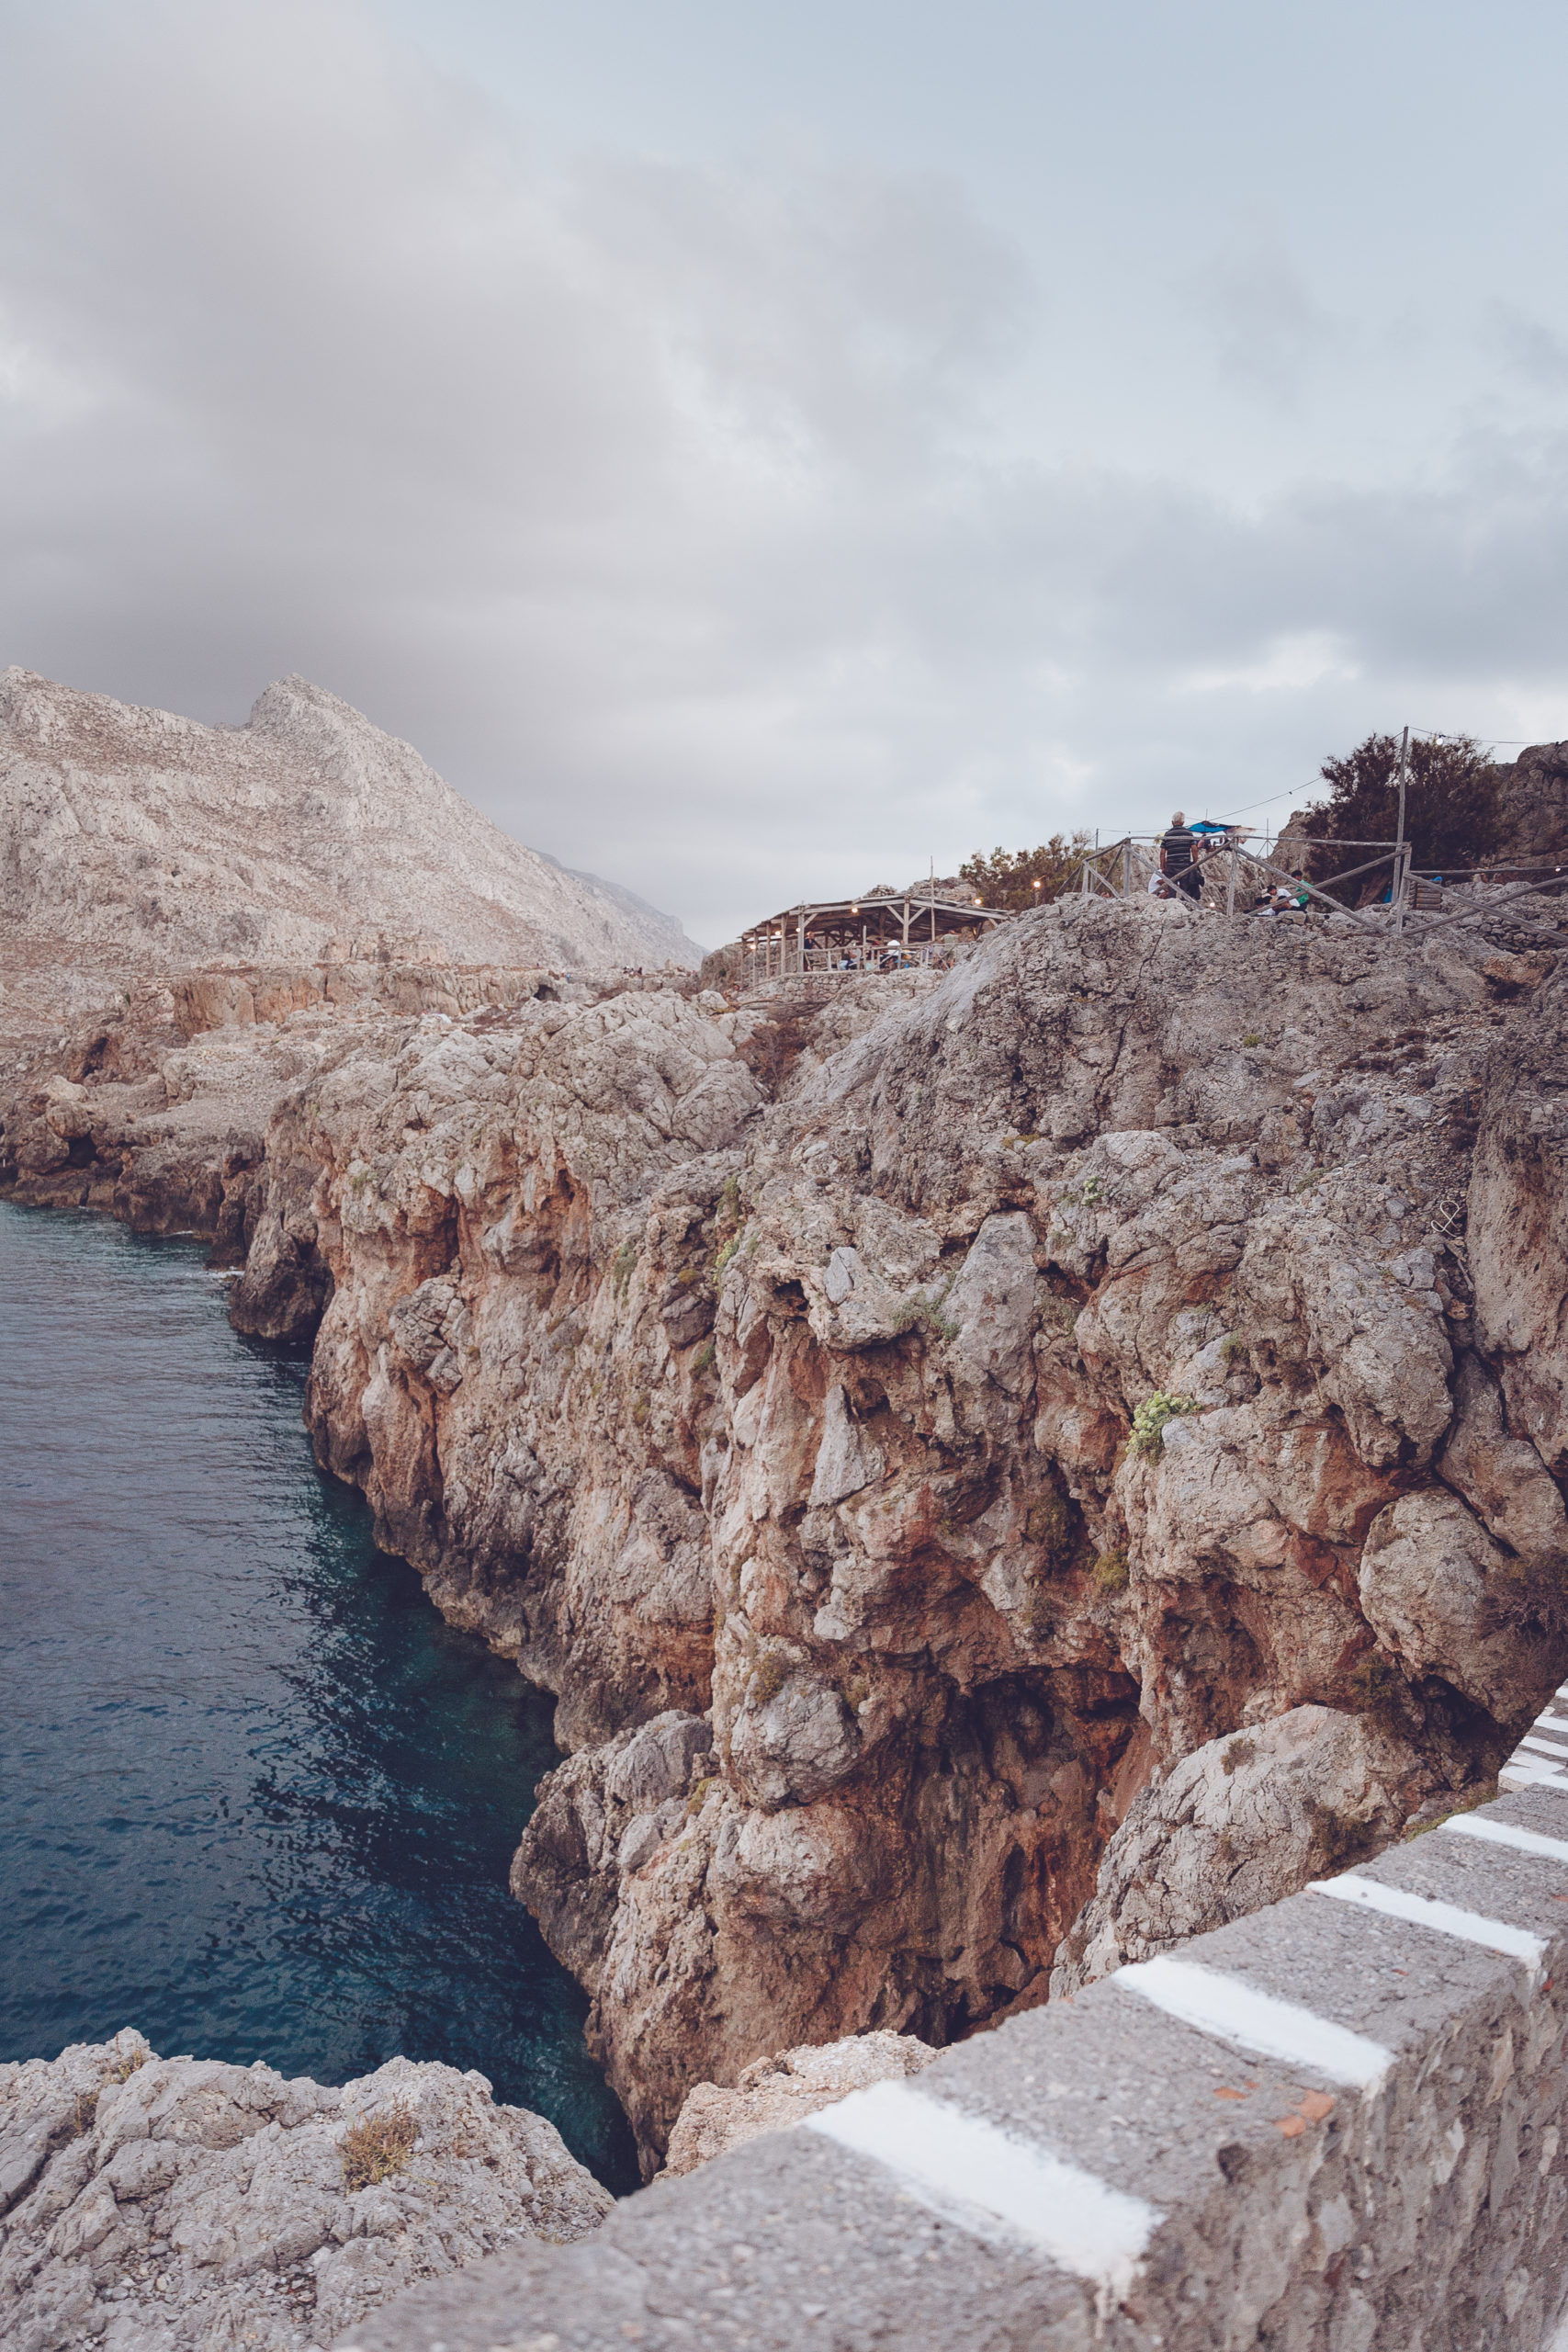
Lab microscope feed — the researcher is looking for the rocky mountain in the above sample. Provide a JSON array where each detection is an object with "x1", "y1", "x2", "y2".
[
  {"x1": 0, "y1": 669, "x2": 699, "y2": 1039},
  {"x1": 6, "y1": 891, "x2": 1566, "y2": 2185}
]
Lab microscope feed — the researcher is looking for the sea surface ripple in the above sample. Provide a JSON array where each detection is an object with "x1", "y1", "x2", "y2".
[{"x1": 0, "y1": 1202, "x2": 635, "y2": 2190}]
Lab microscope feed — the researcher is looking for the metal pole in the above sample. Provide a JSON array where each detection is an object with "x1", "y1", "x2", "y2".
[{"x1": 1393, "y1": 726, "x2": 1410, "y2": 937}]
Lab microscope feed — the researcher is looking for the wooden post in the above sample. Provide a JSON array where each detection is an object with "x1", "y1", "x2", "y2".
[
  {"x1": 1122, "y1": 839, "x2": 1131, "y2": 899},
  {"x1": 901, "y1": 898, "x2": 910, "y2": 953},
  {"x1": 1394, "y1": 726, "x2": 1410, "y2": 937},
  {"x1": 797, "y1": 909, "x2": 806, "y2": 974},
  {"x1": 1226, "y1": 836, "x2": 1237, "y2": 921}
]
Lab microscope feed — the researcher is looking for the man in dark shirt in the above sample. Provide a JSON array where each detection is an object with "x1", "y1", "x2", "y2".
[{"x1": 1159, "y1": 810, "x2": 1202, "y2": 901}]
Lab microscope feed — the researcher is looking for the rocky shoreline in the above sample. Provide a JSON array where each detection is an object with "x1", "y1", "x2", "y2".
[
  {"x1": 5, "y1": 899, "x2": 1568, "y2": 2199},
  {"x1": 0, "y1": 2033, "x2": 610, "y2": 2352}
]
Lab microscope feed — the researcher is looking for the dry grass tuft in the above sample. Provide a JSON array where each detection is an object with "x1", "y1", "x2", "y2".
[
  {"x1": 340, "y1": 2104, "x2": 418, "y2": 2192},
  {"x1": 107, "y1": 2038, "x2": 150, "y2": 2085}
]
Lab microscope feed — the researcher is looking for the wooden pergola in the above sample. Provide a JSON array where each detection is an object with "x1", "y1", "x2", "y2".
[{"x1": 739, "y1": 892, "x2": 1016, "y2": 981}]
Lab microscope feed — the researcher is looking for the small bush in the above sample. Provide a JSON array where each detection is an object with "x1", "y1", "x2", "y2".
[
  {"x1": 1128, "y1": 1393, "x2": 1198, "y2": 1457},
  {"x1": 691, "y1": 1339, "x2": 716, "y2": 1374},
  {"x1": 1348, "y1": 1649, "x2": 1404, "y2": 1725},
  {"x1": 1221, "y1": 1737, "x2": 1257, "y2": 1777},
  {"x1": 1242, "y1": 1033, "x2": 1261, "y2": 1048},
  {"x1": 1026, "y1": 1493, "x2": 1074, "y2": 1559},
  {"x1": 609, "y1": 1241, "x2": 637, "y2": 1298},
  {"x1": 750, "y1": 1651, "x2": 792, "y2": 1705},
  {"x1": 341, "y1": 2106, "x2": 418, "y2": 2193},
  {"x1": 1090, "y1": 1548, "x2": 1129, "y2": 1594},
  {"x1": 893, "y1": 1278, "x2": 959, "y2": 1343}
]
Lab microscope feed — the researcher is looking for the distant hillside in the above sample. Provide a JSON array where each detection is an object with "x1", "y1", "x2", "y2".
[{"x1": 0, "y1": 669, "x2": 700, "y2": 1029}]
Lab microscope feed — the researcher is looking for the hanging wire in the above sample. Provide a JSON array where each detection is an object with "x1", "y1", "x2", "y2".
[
  {"x1": 1208, "y1": 781, "x2": 1323, "y2": 821},
  {"x1": 1413, "y1": 729, "x2": 1535, "y2": 743}
]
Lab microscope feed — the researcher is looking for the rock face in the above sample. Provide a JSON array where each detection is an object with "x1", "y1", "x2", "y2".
[
  {"x1": 6, "y1": 898, "x2": 1568, "y2": 2185},
  {"x1": 0, "y1": 2031, "x2": 610, "y2": 2352},
  {"x1": 1495, "y1": 737, "x2": 1568, "y2": 864},
  {"x1": 0, "y1": 667, "x2": 697, "y2": 1041},
  {"x1": 1050, "y1": 1703, "x2": 1439, "y2": 1992},
  {"x1": 660, "y1": 2031, "x2": 937, "y2": 2177}
]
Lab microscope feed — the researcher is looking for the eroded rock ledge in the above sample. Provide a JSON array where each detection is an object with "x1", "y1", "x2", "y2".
[
  {"x1": 0, "y1": 2032, "x2": 610, "y2": 2352},
  {"x1": 6, "y1": 904, "x2": 1566, "y2": 2176}
]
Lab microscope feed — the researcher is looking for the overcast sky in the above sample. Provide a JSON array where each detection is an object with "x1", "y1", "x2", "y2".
[{"x1": 4, "y1": 0, "x2": 1567, "y2": 945}]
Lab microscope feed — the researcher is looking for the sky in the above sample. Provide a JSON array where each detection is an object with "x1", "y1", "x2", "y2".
[{"x1": 4, "y1": 0, "x2": 1568, "y2": 946}]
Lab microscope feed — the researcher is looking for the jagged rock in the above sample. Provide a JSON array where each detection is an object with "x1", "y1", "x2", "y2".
[
  {"x1": 1438, "y1": 1353, "x2": 1568, "y2": 1560},
  {"x1": 1493, "y1": 737, "x2": 1568, "y2": 864},
  {"x1": 660, "y1": 2032, "x2": 938, "y2": 2177},
  {"x1": 1050, "y1": 1706, "x2": 1448, "y2": 1993},
  {"x1": 1469, "y1": 961, "x2": 1568, "y2": 1473},
  {"x1": 0, "y1": 2032, "x2": 609, "y2": 2352},
  {"x1": 1359, "y1": 1487, "x2": 1565, "y2": 1717}
]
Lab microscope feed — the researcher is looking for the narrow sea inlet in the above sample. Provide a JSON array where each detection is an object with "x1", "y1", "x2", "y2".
[{"x1": 0, "y1": 1202, "x2": 636, "y2": 2191}]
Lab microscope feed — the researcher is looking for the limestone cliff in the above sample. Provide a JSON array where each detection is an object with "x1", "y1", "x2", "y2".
[
  {"x1": 0, "y1": 667, "x2": 698, "y2": 1044},
  {"x1": 5, "y1": 899, "x2": 1567, "y2": 2180}
]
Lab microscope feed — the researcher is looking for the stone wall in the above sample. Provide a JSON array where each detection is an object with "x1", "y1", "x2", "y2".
[{"x1": 340, "y1": 1772, "x2": 1568, "y2": 2351}]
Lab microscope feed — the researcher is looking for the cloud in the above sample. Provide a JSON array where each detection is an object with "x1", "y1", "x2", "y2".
[
  {"x1": 1196, "y1": 232, "x2": 1339, "y2": 405},
  {"x1": 1, "y1": 0, "x2": 1566, "y2": 944},
  {"x1": 1490, "y1": 302, "x2": 1568, "y2": 391}
]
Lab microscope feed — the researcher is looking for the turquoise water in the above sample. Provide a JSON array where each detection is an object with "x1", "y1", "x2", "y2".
[{"x1": 0, "y1": 1202, "x2": 636, "y2": 2192}]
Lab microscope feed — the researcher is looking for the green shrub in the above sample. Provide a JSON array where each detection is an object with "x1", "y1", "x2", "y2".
[{"x1": 1127, "y1": 1393, "x2": 1198, "y2": 1457}]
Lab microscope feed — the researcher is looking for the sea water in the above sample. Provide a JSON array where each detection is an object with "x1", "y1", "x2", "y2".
[{"x1": 0, "y1": 1201, "x2": 636, "y2": 2191}]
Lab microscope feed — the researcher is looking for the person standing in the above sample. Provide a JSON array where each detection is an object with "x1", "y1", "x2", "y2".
[{"x1": 1160, "y1": 811, "x2": 1202, "y2": 902}]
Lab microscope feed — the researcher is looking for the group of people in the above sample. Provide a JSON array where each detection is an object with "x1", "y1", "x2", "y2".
[
  {"x1": 819, "y1": 939, "x2": 960, "y2": 972},
  {"x1": 1151, "y1": 811, "x2": 1309, "y2": 916}
]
